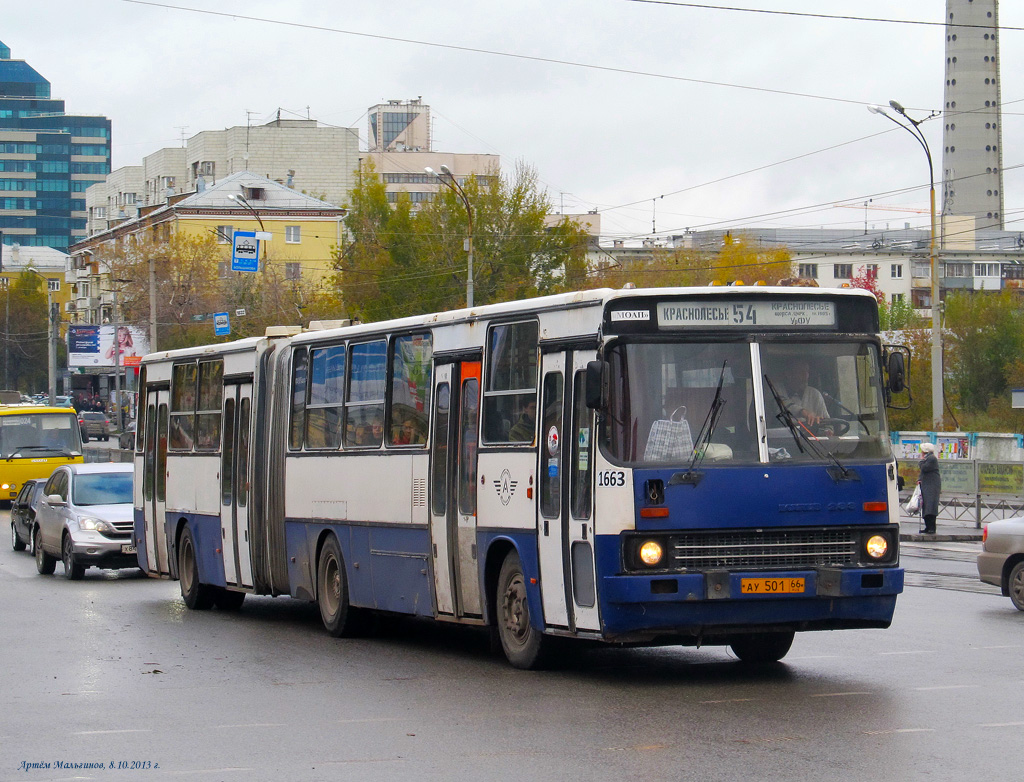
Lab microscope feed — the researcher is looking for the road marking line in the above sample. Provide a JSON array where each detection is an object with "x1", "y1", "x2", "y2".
[
  {"x1": 811, "y1": 692, "x2": 874, "y2": 698},
  {"x1": 700, "y1": 698, "x2": 756, "y2": 704},
  {"x1": 214, "y1": 723, "x2": 285, "y2": 729},
  {"x1": 978, "y1": 721, "x2": 1024, "y2": 728},
  {"x1": 914, "y1": 685, "x2": 975, "y2": 691},
  {"x1": 72, "y1": 729, "x2": 151, "y2": 735},
  {"x1": 878, "y1": 650, "x2": 934, "y2": 656},
  {"x1": 337, "y1": 717, "x2": 403, "y2": 723},
  {"x1": 862, "y1": 728, "x2": 934, "y2": 735}
]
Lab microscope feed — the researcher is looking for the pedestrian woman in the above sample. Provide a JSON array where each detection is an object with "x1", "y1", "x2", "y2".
[{"x1": 919, "y1": 442, "x2": 941, "y2": 534}]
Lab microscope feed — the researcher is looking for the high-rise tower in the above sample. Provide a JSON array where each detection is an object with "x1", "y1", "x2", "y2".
[
  {"x1": 941, "y1": 0, "x2": 1003, "y2": 229},
  {"x1": 0, "y1": 41, "x2": 111, "y2": 251}
]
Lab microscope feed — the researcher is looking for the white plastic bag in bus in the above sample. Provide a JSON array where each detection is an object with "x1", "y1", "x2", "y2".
[
  {"x1": 644, "y1": 406, "x2": 694, "y2": 462},
  {"x1": 904, "y1": 483, "x2": 922, "y2": 515}
]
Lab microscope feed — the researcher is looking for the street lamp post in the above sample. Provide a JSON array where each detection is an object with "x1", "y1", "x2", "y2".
[
  {"x1": 26, "y1": 267, "x2": 56, "y2": 406},
  {"x1": 426, "y1": 165, "x2": 474, "y2": 308},
  {"x1": 868, "y1": 101, "x2": 943, "y2": 429}
]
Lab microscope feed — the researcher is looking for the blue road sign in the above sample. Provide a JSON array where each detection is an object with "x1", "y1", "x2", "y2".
[
  {"x1": 231, "y1": 230, "x2": 259, "y2": 272},
  {"x1": 213, "y1": 312, "x2": 231, "y2": 336}
]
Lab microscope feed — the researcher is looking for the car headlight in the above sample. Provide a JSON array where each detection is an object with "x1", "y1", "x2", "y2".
[
  {"x1": 79, "y1": 517, "x2": 115, "y2": 535},
  {"x1": 638, "y1": 540, "x2": 664, "y2": 567},
  {"x1": 865, "y1": 534, "x2": 889, "y2": 559}
]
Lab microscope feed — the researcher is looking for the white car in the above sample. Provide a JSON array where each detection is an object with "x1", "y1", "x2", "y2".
[
  {"x1": 33, "y1": 463, "x2": 137, "y2": 579},
  {"x1": 978, "y1": 516, "x2": 1024, "y2": 610}
]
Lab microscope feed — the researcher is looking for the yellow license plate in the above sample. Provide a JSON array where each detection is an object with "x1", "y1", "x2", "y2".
[{"x1": 740, "y1": 577, "x2": 806, "y2": 595}]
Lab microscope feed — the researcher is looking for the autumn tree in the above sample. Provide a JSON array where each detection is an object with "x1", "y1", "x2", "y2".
[
  {"x1": 1, "y1": 271, "x2": 50, "y2": 392},
  {"x1": 337, "y1": 160, "x2": 592, "y2": 322}
]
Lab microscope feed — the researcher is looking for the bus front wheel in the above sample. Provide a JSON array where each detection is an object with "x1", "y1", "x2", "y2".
[
  {"x1": 178, "y1": 527, "x2": 213, "y2": 610},
  {"x1": 317, "y1": 535, "x2": 366, "y2": 637},
  {"x1": 496, "y1": 550, "x2": 549, "y2": 670},
  {"x1": 730, "y1": 631, "x2": 795, "y2": 663}
]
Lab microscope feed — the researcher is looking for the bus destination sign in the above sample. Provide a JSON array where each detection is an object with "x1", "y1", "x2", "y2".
[{"x1": 657, "y1": 300, "x2": 836, "y2": 329}]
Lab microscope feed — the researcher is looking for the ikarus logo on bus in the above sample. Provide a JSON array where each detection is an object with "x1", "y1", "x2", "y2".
[{"x1": 493, "y1": 469, "x2": 518, "y2": 506}]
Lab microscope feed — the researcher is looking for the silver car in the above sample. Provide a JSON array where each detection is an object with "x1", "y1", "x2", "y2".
[
  {"x1": 978, "y1": 516, "x2": 1024, "y2": 610},
  {"x1": 33, "y1": 463, "x2": 136, "y2": 580}
]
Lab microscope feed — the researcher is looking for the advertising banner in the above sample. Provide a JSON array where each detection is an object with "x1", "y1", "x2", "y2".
[{"x1": 68, "y1": 324, "x2": 150, "y2": 368}]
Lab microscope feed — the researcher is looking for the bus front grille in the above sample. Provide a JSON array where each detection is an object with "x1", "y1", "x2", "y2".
[{"x1": 668, "y1": 528, "x2": 859, "y2": 571}]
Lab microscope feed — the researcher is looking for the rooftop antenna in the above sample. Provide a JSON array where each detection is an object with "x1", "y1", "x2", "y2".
[
  {"x1": 245, "y1": 109, "x2": 258, "y2": 161},
  {"x1": 175, "y1": 125, "x2": 189, "y2": 148}
]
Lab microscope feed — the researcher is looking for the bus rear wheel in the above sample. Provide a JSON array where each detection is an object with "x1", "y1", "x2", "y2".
[
  {"x1": 496, "y1": 550, "x2": 549, "y2": 669},
  {"x1": 178, "y1": 526, "x2": 213, "y2": 610},
  {"x1": 730, "y1": 631, "x2": 795, "y2": 663},
  {"x1": 317, "y1": 535, "x2": 367, "y2": 637}
]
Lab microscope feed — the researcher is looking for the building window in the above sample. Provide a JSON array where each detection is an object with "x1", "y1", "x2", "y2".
[
  {"x1": 216, "y1": 225, "x2": 233, "y2": 244},
  {"x1": 891, "y1": 263, "x2": 903, "y2": 279},
  {"x1": 92, "y1": 206, "x2": 107, "y2": 219},
  {"x1": 285, "y1": 225, "x2": 301, "y2": 244},
  {"x1": 946, "y1": 263, "x2": 971, "y2": 278},
  {"x1": 975, "y1": 263, "x2": 999, "y2": 277},
  {"x1": 798, "y1": 263, "x2": 818, "y2": 279},
  {"x1": 285, "y1": 263, "x2": 301, "y2": 281},
  {"x1": 48, "y1": 279, "x2": 60, "y2": 292},
  {"x1": 891, "y1": 293, "x2": 904, "y2": 304},
  {"x1": 863, "y1": 264, "x2": 878, "y2": 278},
  {"x1": 217, "y1": 262, "x2": 230, "y2": 279},
  {"x1": 0, "y1": 279, "x2": 8, "y2": 290},
  {"x1": 834, "y1": 264, "x2": 853, "y2": 280}
]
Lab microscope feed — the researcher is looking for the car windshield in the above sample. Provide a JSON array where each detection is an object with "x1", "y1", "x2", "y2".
[
  {"x1": 0, "y1": 412, "x2": 82, "y2": 457},
  {"x1": 605, "y1": 339, "x2": 892, "y2": 466},
  {"x1": 72, "y1": 472, "x2": 133, "y2": 506}
]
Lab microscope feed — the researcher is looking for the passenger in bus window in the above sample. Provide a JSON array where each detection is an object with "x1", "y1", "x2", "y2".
[{"x1": 509, "y1": 399, "x2": 536, "y2": 442}]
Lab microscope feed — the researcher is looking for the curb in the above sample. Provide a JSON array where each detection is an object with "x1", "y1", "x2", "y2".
[{"x1": 899, "y1": 533, "x2": 982, "y2": 543}]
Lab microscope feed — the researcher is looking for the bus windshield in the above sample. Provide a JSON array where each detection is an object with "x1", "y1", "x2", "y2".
[
  {"x1": 759, "y1": 341, "x2": 891, "y2": 462},
  {"x1": 0, "y1": 411, "x2": 82, "y2": 457},
  {"x1": 606, "y1": 339, "x2": 891, "y2": 466}
]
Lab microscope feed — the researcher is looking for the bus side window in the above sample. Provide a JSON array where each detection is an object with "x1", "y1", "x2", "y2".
[
  {"x1": 483, "y1": 321, "x2": 538, "y2": 444},
  {"x1": 289, "y1": 348, "x2": 308, "y2": 450},
  {"x1": 388, "y1": 333, "x2": 432, "y2": 447}
]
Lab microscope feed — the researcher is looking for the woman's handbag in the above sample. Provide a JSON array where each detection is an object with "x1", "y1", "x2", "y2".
[{"x1": 904, "y1": 482, "x2": 922, "y2": 514}]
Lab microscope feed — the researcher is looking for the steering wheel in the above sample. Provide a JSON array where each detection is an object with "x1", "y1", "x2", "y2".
[{"x1": 811, "y1": 418, "x2": 850, "y2": 436}]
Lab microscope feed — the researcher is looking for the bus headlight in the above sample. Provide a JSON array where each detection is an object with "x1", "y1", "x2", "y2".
[
  {"x1": 865, "y1": 535, "x2": 889, "y2": 559},
  {"x1": 638, "y1": 540, "x2": 664, "y2": 566}
]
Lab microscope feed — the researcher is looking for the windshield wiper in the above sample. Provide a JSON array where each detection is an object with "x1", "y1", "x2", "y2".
[
  {"x1": 820, "y1": 391, "x2": 871, "y2": 436},
  {"x1": 671, "y1": 361, "x2": 728, "y2": 487},
  {"x1": 764, "y1": 375, "x2": 856, "y2": 482}
]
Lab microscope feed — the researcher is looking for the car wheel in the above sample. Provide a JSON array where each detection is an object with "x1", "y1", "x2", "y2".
[
  {"x1": 730, "y1": 631, "x2": 795, "y2": 663},
  {"x1": 34, "y1": 528, "x2": 56, "y2": 575},
  {"x1": 11, "y1": 522, "x2": 26, "y2": 552},
  {"x1": 178, "y1": 526, "x2": 213, "y2": 610},
  {"x1": 496, "y1": 550, "x2": 550, "y2": 669},
  {"x1": 1008, "y1": 561, "x2": 1024, "y2": 611},
  {"x1": 81, "y1": 433, "x2": 89, "y2": 443},
  {"x1": 62, "y1": 534, "x2": 85, "y2": 580}
]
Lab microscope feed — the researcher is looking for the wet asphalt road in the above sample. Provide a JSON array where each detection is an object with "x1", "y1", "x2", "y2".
[{"x1": 2, "y1": 519, "x2": 1023, "y2": 782}]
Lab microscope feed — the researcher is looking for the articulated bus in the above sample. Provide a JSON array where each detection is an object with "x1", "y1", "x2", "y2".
[
  {"x1": 1, "y1": 405, "x2": 84, "y2": 503},
  {"x1": 135, "y1": 287, "x2": 907, "y2": 668}
]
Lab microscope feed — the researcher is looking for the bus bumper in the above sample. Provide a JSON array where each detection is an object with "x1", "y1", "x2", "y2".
[{"x1": 598, "y1": 567, "x2": 903, "y2": 640}]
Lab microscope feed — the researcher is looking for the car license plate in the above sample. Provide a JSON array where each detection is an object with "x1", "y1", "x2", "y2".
[
  {"x1": 122, "y1": 544, "x2": 137, "y2": 555},
  {"x1": 740, "y1": 577, "x2": 805, "y2": 595}
]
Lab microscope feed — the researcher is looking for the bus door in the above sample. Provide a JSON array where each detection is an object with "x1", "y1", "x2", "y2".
[
  {"x1": 220, "y1": 382, "x2": 254, "y2": 589},
  {"x1": 536, "y1": 351, "x2": 600, "y2": 633},
  {"x1": 428, "y1": 359, "x2": 483, "y2": 618},
  {"x1": 142, "y1": 392, "x2": 170, "y2": 575}
]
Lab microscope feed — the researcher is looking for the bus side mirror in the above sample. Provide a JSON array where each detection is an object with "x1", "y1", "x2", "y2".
[
  {"x1": 585, "y1": 360, "x2": 608, "y2": 409},
  {"x1": 887, "y1": 351, "x2": 905, "y2": 393}
]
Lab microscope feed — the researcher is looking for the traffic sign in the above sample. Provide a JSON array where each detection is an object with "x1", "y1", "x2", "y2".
[
  {"x1": 231, "y1": 230, "x2": 259, "y2": 272},
  {"x1": 213, "y1": 312, "x2": 231, "y2": 336}
]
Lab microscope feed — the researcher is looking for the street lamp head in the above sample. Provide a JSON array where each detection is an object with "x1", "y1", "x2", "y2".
[
  {"x1": 867, "y1": 104, "x2": 888, "y2": 117},
  {"x1": 424, "y1": 167, "x2": 437, "y2": 177},
  {"x1": 439, "y1": 164, "x2": 453, "y2": 176},
  {"x1": 888, "y1": 99, "x2": 907, "y2": 116}
]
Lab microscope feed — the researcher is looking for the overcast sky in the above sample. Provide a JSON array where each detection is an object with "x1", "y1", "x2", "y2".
[{"x1": 7, "y1": 1, "x2": 1024, "y2": 242}]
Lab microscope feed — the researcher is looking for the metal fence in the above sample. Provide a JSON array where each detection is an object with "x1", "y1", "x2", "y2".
[{"x1": 897, "y1": 459, "x2": 1024, "y2": 528}]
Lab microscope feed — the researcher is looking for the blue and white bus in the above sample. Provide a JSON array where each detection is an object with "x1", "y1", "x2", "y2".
[{"x1": 134, "y1": 286, "x2": 906, "y2": 668}]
